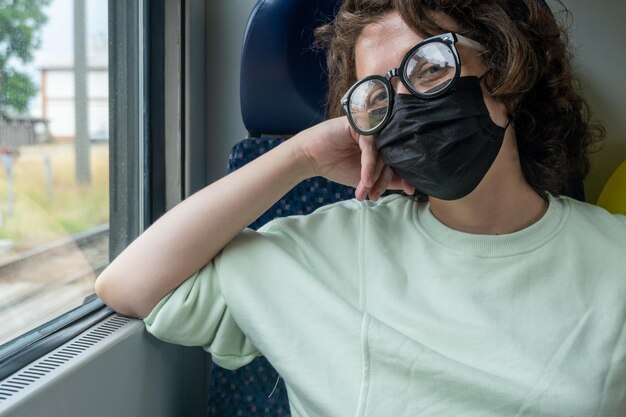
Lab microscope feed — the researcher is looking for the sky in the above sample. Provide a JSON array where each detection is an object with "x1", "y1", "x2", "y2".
[{"x1": 34, "y1": 0, "x2": 109, "y2": 68}]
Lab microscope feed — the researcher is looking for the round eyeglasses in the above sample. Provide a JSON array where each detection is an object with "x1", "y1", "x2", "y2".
[{"x1": 341, "y1": 32, "x2": 486, "y2": 135}]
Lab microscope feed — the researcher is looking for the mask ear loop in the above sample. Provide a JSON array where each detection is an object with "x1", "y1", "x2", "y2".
[
  {"x1": 477, "y1": 72, "x2": 513, "y2": 131},
  {"x1": 477, "y1": 72, "x2": 493, "y2": 95},
  {"x1": 502, "y1": 117, "x2": 512, "y2": 131}
]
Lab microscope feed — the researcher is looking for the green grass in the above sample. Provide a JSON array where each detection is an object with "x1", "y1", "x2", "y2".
[{"x1": 0, "y1": 143, "x2": 109, "y2": 253}]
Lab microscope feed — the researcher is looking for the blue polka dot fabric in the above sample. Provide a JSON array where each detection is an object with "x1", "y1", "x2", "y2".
[{"x1": 207, "y1": 137, "x2": 356, "y2": 416}]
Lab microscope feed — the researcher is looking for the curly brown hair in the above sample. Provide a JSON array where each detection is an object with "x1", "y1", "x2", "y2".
[{"x1": 314, "y1": 0, "x2": 605, "y2": 199}]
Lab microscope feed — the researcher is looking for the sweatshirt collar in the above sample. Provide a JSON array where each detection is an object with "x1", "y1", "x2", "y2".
[{"x1": 413, "y1": 193, "x2": 569, "y2": 257}]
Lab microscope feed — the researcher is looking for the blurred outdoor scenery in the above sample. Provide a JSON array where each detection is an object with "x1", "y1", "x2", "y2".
[
  {"x1": 0, "y1": 143, "x2": 108, "y2": 259},
  {"x1": 0, "y1": 0, "x2": 109, "y2": 345}
]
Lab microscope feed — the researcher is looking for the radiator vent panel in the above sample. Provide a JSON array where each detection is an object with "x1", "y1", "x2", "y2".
[{"x1": 0, "y1": 315, "x2": 132, "y2": 404}]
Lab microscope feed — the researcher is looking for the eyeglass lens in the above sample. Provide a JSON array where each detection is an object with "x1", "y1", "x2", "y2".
[
  {"x1": 348, "y1": 79, "x2": 390, "y2": 133},
  {"x1": 404, "y1": 42, "x2": 457, "y2": 95},
  {"x1": 348, "y1": 41, "x2": 458, "y2": 133}
]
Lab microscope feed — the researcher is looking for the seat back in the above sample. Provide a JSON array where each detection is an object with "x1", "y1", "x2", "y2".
[{"x1": 207, "y1": 1, "x2": 349, "y2": 416}]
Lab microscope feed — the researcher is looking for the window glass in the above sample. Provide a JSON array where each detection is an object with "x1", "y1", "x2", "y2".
[{"x1": 0, "y1": 0, "x2": 109, "y2": 346}]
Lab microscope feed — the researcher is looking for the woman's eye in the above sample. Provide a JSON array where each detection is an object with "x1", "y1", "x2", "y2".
[
  {"x1": 367, "y1": 90, "x2": 387, "y2": 107},
  {"x1": 420, "y1": 64, "x2": 446, "y2": 78},
  {"x1": 428, "y1": 66, "x2": 442, "y2": 74},
  {"x1": 407, "y1": 62, "x2": 455, "y2": 93}
]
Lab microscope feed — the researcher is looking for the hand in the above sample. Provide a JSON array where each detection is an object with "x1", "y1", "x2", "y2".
[{"x1": 292, "y1": 116, "x2": 415, "y2": 201}]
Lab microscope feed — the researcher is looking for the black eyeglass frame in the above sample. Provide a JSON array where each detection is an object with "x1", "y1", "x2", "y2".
[{"x1": 340, "y1": 32, "x2": 485, "y2": 136}]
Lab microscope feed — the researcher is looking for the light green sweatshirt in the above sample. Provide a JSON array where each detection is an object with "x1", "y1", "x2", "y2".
[{"x1": 144, "y1": 193, "x2": 626, "y2": 417}]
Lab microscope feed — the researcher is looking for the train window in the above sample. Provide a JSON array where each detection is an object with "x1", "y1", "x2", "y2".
[{"x1": 0, "y1": 0, "x2": 109, "y2": 350}]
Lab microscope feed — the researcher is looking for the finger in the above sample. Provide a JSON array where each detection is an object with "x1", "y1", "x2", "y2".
[
  {"x1": 369, "y1": 165, "x2": 394, "y2": 201},
  {"x1": 389, "y1": 173, "x2": 416, "y2": 195},
  {"x1": 362, "y1": 156, "x2": 385, "y2": 200},
  {"x1": 388, "y1": 172, "x2": 405, "y2": 190},
  {"x1": 355, "y1": 180, "x2": 368, "y2": 201},
  {"x1": 356, "y1": 155, "x2": 383, "y2": 201},
  {"x1": 359, "y1": 136, "x2": 377, "y2": 190},
  {"x1": 373, "y1": 155, "x2": 385, "y2": 183},
  {"x1": 402, "y1": 179, "x2": 416, "y2": 195}
]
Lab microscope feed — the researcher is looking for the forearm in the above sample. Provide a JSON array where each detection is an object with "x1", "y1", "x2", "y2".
[{"x1": 96, "y1": 137, "x2": 312, "y2": 319}]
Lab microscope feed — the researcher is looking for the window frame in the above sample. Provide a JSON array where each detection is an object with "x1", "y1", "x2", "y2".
[
  {"x1": 0, "y1": 0, "x2": 147, "y2": 380},
  {"x1": 0, "y1": 0, "x2": 210, "y2": 405}
]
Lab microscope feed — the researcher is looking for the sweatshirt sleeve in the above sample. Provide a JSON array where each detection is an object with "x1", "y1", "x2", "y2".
[
  {"x1": 142, "y1": 252, "x2": 262, "y2": 371},
  {"x1": 141, "y1": 198, "x2": 364, "y2": 371}
]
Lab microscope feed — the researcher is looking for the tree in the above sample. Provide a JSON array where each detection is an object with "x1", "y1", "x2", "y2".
[{"x1": 0, "y1": 0, "x2": 52, "y2": 117}]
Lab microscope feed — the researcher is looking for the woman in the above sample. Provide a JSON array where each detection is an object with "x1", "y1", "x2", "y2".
[{"x1": 96, "y1": 0, "x2": 626, "y2": 415}]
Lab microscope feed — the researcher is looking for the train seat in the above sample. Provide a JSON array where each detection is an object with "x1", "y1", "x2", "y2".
[{"x1": 207, "y1": 1, "x2": 348, "y2": 416}]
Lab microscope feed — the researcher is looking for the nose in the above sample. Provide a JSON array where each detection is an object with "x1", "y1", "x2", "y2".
[
  {"x1": 385, "y1": 68, "x2": 412, "y2": 96},
  {"x1": 390, "y1": 75, "x2": 412, "y2": 95}
]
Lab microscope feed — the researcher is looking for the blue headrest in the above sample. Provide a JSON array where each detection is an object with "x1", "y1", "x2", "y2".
[{"x1": 240, "y1": 0, "x2": 340, "y2": 137}]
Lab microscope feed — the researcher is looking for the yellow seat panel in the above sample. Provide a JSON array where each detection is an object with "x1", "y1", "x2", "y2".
[{"x1": 597, "y1": 160, "x2": 626, "y2": 215}]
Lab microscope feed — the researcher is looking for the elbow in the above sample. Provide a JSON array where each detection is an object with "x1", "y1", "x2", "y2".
[
  {"x1": 95, "y1": 269, "x2": 147, "y2": 319},
  {"x1": 94, "y1": 270, "x2": 109, "y2": 301},
  {"x1": 94, "y1": 272, "x2": 114, "y2": 310}
]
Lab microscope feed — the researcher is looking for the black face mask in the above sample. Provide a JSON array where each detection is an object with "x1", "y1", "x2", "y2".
[{"x1": 374, "y1": 76, "x2": 507, "y2": 201}]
